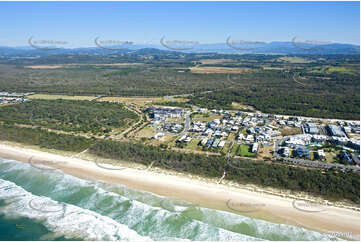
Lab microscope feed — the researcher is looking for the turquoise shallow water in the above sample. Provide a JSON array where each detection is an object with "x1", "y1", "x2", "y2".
[{"x1": 0, "y1": 157, "x2": 343, "y2": 241}]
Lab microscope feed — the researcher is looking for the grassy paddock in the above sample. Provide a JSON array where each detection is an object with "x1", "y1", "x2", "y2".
[
  {"x1": 238, "y1": 144, "x2": 256, "y2": 157},
  {"x1": 27, "y1": 94, "x2": 97, "y2": 100},
  {"x1": 99, "y1": 96, "x2": 170, "y2": 106}
]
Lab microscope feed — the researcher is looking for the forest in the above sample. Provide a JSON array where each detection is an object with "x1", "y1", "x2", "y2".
[
  {"x1": 0, "y1": 52, "x2": 359, "y2": 119},
  {"x1": 0, "y1": 99, "x2": 138, "y2": 135},
  {"x1": 0, "y1": 124, "x2": 94, "y2": 152},
  {"x1": 89, "y1": 139, "x2": 360, "y2": 203}
]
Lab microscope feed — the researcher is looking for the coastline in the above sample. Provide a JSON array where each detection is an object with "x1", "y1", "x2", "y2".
[{"x1": 0, "y1": 142, "x2": 359, "y2": 240}]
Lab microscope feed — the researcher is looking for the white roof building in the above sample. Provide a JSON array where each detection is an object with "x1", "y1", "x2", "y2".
[
  {"x1": 178, "y1": 135, "x2": 187, "y2": 142},
  {"x1": 251, "y1": 143, "x2": 259, "y2": 153},
  {"x1": 231, "y1": 126, "x2": 239, "y2": 131},
  {"x1": 246, "y1": 135, "x2": 254, "y2": 142},
  {"x1": 184, "y1": 137, "x2": 192, "y2": 143},
  {"x1": 317, "y1": 149, "x2": 325, "y2": 158},
  {"x1": 218, "y1": 140, "x2": 226, "y2": 148},
  {"x1": 285, "y1": 137, "x2": 305, "y2": 147}
]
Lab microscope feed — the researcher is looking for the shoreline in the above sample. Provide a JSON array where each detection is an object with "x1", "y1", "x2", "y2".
[{"x1": 0, "y1": 142, "x2": 359, "y2": 240}]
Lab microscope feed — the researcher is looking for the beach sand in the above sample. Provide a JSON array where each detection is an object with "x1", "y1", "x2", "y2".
[{"x1": 0, "y1": 143, "x2": 359, "y2": 240}]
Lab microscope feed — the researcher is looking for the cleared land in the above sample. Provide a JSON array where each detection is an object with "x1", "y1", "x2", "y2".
[
  {"x1": 192, "y1": 114, "x2": 222, "y2": 122},
  {"x1": 198, "y1": 59, "x2": 233, "y2": 64},
  {"x1": 24, "y1": 63, "x2": 144, "y2": 69},
  {"x1": 189, "y1": 67, "x2": 252, "y2": 74},
  {"x1": 280, "y1": 127, "x2": 303, "y2": 136},
  {"x1": 27, "y1": 94, "x2": 97, "y2": 100},
  {"x1": 231, "y1": 102, "x2": 256, "y2": 111},
  {"x1": 135, "y1": 127, "x2": 156, "y2": 139},
  {"x1": 99, "y1": 96, "x2": 170, "y2": 106},
  {"x1": 278, "y1": 57, "x2": 313, "y2": 63},
  {"x1": 24, "y1": 65, "x2": 65, "y2": 69},
  {"x1": 310, "y1": 66, "x2": 358, "y2": 75}
]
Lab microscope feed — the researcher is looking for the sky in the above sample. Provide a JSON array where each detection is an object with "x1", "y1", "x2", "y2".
[{"x1": 0, "y1": 1, "x2": 359, "y2": 47}]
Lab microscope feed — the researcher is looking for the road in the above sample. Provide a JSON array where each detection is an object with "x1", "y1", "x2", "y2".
[
  {"x1": 292, "y1": 74, "x2": 307, "y2": 86},
  {"x1": 180, "y1": 112, "x2": 191, "y2": 137},
  {"x1": 274, "y1": 136, "x2": 360, "y2": 172},
  {"x1": 278, "y1": 156, "x2": 360, "y2": 172}
]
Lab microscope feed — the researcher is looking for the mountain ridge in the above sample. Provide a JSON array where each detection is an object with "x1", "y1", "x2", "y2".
[{"x1": 0, "y1": 41, "x2": 359, "y2": 57}]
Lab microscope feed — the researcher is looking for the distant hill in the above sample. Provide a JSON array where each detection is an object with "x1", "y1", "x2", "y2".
[{"x1": 0, "y1": 41, "x2": 359, "y2": 57}]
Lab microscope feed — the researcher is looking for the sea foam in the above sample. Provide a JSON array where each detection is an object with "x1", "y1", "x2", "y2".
[{"x1": 0, "y1": 157, "x2": 345, "y2": 241}]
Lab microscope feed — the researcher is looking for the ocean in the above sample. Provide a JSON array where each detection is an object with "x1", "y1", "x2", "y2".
[{"x1": 0, "y1": 157, "x2": 342, "y2": 241}]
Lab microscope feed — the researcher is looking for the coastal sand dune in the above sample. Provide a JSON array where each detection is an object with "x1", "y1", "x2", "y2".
[{"x1": 0, "y1": 143, "x2": 359, "y2": 240}]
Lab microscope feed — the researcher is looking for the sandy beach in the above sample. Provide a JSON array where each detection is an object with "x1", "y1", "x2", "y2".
[{"x1": 0, "y1": 143, "x2": 359, "y2": 240}]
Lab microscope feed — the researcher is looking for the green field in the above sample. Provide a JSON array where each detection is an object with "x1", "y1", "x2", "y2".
[
  {"x1": 310, "y1": 66, "x2": 357, "y2": 75},
  {"x1": 237, "y1": 144, "x2": 257, "y2": 157},
  {"x1": 279, "y1": 57, "x2": 313, "y2": 63},
  {"x1": 186, "y1": 138, "x2": 201, "y2": 150},
  {"x1": 231, "y1": 144, "x2": 239, "y2": 155},
  {"x1": 191, "y1": 114, "x2": 222, "y2": 122}
]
